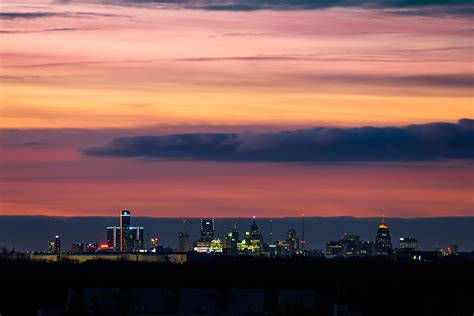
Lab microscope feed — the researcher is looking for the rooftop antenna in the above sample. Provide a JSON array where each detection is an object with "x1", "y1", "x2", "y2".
[{"x1": 269, "y1": 219, "x2": 273, "y2": 244}]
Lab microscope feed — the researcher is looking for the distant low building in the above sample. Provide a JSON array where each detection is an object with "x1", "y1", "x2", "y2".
[
  {"x1": 71, "y1": 241, "x2": 84, "y2": 254},
  {"x1": 85, "y1": 242, "x2": 98, "y2": 253}
]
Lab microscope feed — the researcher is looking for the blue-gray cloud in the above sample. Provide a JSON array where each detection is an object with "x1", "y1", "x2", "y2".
[
  {"x1": 119, "y1": 0, "x2": 474, "y2": 15},
  {"x1": 0, "y1": 11, "x2": 128, "y2": 20},
  {"x1": 82, "y1": 119, "x2": 474, "y2": 162}
]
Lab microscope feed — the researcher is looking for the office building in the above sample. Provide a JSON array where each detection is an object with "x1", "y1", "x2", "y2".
[
  {"x1": 275, "y1": 229, "x2": 301, "y2": 256},
  {"x1": 224, "y1": 225, "x2": 240, "y2": 253},
  {"x1": 120, "y1": 209, "x2": 131, "y2": 252},
  {"x1": 399, "y1": 237, "x2": 418, "y2": 250},
  {"x1": 200, "y1": 219, "x2": 215, "y2": 242},
  {"x1": 375, "y1": 218, "x2": 392, "y2": 256},
  {"x1": 106, "y1": 209, "x2": 145, "y2": 252},
  {"x1": 340, "y1": 234, "x2": 360, "y2": 257},
  {"x1": 325, "y1": 241, "x2": 343, "y2": 258},
  {"x1": 49, "y1": 235, "x2": 61, "y2": 254},
  {"x1": 71, "y1": 241, "x2": 84, "y2": 254},
  {"x1": 178, "y1": 231, "x2": 191, "y2": 252},
  {"x1": 359, "y1": 241, "x2": 376, "y2": 257},
  {"x1": 107, "y1": 226, "x2": 120, "y2": 251},
  {"x1": 243, "y1": 217, "x2": 264, "y2": 252}
]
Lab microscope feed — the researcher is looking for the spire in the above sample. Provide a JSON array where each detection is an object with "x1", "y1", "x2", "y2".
[{"x1": 378, "y1": 216, "x2": 388, "y2": 229}]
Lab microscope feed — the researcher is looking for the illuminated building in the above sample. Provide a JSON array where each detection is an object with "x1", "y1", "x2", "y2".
[
  {"x1": 399, "y1": 237, "x2": 418, "y2": 250},
  {"x1": 193, "y1": 238, "x2": 223, "y2": 253},
  {"x1": 286, "y1": 229, "x2": 300, "y2": 254},
  {"x1": 224, "y1": 225, "x2": 240, "y2": 253},
  {"x1": 340, "y1": 234, "x2": 360, "y2": 257},
  {"x1": 445, "y1": 244, "x2": 459, "y2": 256},
  {"x1": 129, "y1": 226, "x2": 145, "y2": 251},
  {"x1": 99, "y1": 243, "x2": 109, "y2": 251},
  {"x1": 49, "y1": 235, "x2": 61, "y2": 254},
  {"x1": 210, "y1": 238, "x2": 223, "y2": 252},
  {"x1": 275, "y1": 229, "x2": 301, "y2": 256},
  {"x1": 85, "y1": 242, "x2": 99, "y2": 252},
  {"x1": 200, "y1": 219, "x2": 215, "y2": 242},
  {"x1": 71, "y1": 241, "x2": 84, "y2": 254},
  {"x1": 325, "y1": 241, "x2": 343, "y2": 258},
  {"x1": 178, "y1": 231, "x2": 191, "y2": 252},
  {"x1": 375, "y1": 218, "x2": 392, "y2": 256},
  {"x1": 107, "y1": 226, "x2": 120, "y2": 251},
  {"x1": 150, "y1": 237, "x2": 159, "y2": 248},
  {"x1": 107, "y1": 209, "x2": 145, "y2": 252},
  {"x1": 243, "y1": 217, "x2": 264, "y2": 252},
  {"x1": 120, "y1": 209, "x2": 131, "y2": 252}
]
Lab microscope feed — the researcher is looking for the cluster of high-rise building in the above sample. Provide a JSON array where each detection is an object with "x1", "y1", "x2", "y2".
[
  {"x1": 50, "y1": 209, "x2": 146, "y2": 255},
  {"x1": 181, "y1": 217, "x2": 304, "y2": 256},
  {"x1": 325, "y1": 218, "x2": 393, "y2": 258},
  {"x1": 46, "y1": 210, "x2": 460, "y2": 261}
]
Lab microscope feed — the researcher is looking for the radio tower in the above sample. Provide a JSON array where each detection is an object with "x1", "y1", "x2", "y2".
[{"x1": 269, "y1": 219, "x2": 273, "y2": 244}]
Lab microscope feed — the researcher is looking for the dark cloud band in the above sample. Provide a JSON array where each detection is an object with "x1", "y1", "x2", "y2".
[{"x1": 82, "y1": 119, "x2": 474, "y2": 162}]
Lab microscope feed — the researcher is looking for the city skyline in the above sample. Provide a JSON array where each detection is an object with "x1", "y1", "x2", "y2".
[{"x1": 2, "y1": 212, "x2": 473, "y2": 252}]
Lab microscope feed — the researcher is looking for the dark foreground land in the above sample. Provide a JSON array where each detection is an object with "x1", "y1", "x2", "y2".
[{"x1": 0, "y1": 256, "x2": 473, "y2": 316}]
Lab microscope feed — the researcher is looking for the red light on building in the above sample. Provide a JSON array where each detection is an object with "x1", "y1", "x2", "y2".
[{"x1": 99, "y1": 243, "x2": 109, "y2": 250}]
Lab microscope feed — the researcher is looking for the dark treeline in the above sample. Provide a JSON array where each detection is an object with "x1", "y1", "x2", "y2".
[{"x1": 0, "y1": 255, "x2": 473, "y2": 316}]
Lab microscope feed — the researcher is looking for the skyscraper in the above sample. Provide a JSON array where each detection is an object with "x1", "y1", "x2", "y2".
[
  {"x1": 107, "y1": 226, "x2": 120, "y2": 251},
  {"x1": 224, "y1": 225, "x2": 240, "y2": 253},
  {"x1": 48, "y1": 235, "x2": 60, "y2": 254},
  {"x1": 375, "y1": 218, "x2": 392, "y2": 256},
  {"x1": 200, "y1": 219, "x2": 215, "y2": 242},
  {"x1": 120, "y1": 209, "x2": 131, "y2": 252},
  {"x1": 107, "y1": 209, "x2": 145, "y2": 252},
  {"x1": 178, "y1": 231, "x2": 191, "y2": 252},
  {"x1": 243, "y1": 217, "x2": 264, "y2": 252}
]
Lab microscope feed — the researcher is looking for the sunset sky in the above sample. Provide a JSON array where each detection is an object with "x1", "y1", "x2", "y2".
[{"x1": 0, "y1": 0, "x2": 473, "y2": 217}]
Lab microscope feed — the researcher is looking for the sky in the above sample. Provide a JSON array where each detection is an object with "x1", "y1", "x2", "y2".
[{"x1": 0, "y1": 0, "x2": 473, "y2": 217}]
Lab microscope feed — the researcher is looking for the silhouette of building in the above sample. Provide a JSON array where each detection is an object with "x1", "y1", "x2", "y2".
[
  {"x1": 200, "y1": 219, "x2": 215, "y2": 242},
  {"x1": 107, "y1": 226, "x2": 120, "y2": 251},
  {"x1": 224, "y1": 225, "x2": 240, "y2": 253},
  {"x1": 325, "y1": 241, "x2": 343, "y2": 258},
  {"x1": 375, "y1": 218, "x2": 392, "y2": 256},
  {"x1": 49, "y1": 235, "x2": 61, "y2": 254},
  {"x1": 340, "y1": 234, "x2": 360, "y2": 257},
  {"x1": 178, "y1": 231, "x2": 191, "y2": 252},
  {"x1": 399, "y1": 237, "x2": 417, "y2": 250},
  {"x1": 71, "y1": 241, "x2": 84, "y2": 254}
]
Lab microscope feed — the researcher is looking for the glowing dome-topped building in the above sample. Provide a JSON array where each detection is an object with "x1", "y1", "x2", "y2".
[{"x1": 375, "y1": 217, "x2": 392, "y2": 256}]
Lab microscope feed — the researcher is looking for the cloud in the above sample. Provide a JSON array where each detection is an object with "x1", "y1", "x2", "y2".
[
  {"x1": 117, "y1": 0, "x2": 474, "y2": 15},
  {"x1": 0, "y1": 12, "x2": 58, "y2": 19},
  {"x1": 0, "y1": 11, "x2": 129, "y2": 20},
  {"x1": 82, "y1": 119, "x2": 474, "y2": 162}
]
